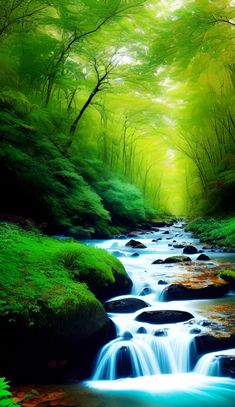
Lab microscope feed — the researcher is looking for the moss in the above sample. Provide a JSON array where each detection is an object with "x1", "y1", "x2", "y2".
[
  {"x1": 0, "y1": 223, "x2": 130, "y2": 327},
  {"x1": 218, "y1": 270, "x2": 235, "y2": 285},
  {"x1": 186, "y1": 216, "x2": 235, "y2": 247}
]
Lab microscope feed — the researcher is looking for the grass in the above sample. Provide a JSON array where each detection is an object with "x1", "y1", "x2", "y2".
[
  {"x1": 0, "y1": 223, "x2": 127, "y2": 328},
  {"x1": 186, "y1": 216, "x2": 235, "y2": 247}
]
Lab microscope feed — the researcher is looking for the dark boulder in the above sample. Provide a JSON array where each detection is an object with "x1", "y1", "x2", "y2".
[
  {"x1": 154, "y1": 329, "x2": 168, "y2": 337},
  {"x1": 131, "y1": 252, "x2": 140, "y2": 257},
  {"x1": 136, "y1": 327, "x2": 147, "y2": 334},
  {"x1": 135, "y1": 310, "x2": 194, "y2": 324},
  {"x1": 152, "y1": 259, "x2": 164, "y2": 264},
  {"x1": 158, "y1": 280, "x2": 168, "y2": 285},
  {"x1": 104, "y1": 298, "x2": 149, "y2": 313},
  {"x1": 162, "y1": 231, "x2": 170, "y2": 235},
  {"x1": 122, "y1": 331, "x2": 133, "y2": 340},
  {"x1": 139, "y1": 287, "x2": 152, "y2": 296},
  {"x1": 195, "y1": 333, "x2": 235, "y2": 355},
  {"x1": 183, "y1": 245, "x2": 198, "y2": 254},
  {"x1": 189, "y1": 328, "x2": 201, "y2": 334},
  {"x1": 162, "y1": 283, "x2": 229, "y2": 301},
  {"x1": 125, "y1": 239, "x2": 147, "y2": 249},
  {"x1": 163, "y1": 256, "x2": 191, "y2": 263},
  {"x1": 220, "y1": 355, "x2": 235, "y2": 378},
  {"x1": 197, "y1": 254, "x2": 210, "y2": 261},
  {"x1": 173, "y1": 243, "x2": 185, "y2": 249}
]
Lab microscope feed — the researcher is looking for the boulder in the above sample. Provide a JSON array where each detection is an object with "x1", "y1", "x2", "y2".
[
  {"x1": 122, "y1": 331, "x2": 133, "y2": 340},
  {"x1": 163, "y1": 256, "x2": 191, "y2": 263},
  {"x1": 131, "y1": 252, "x2": 140, "y2": 257},
  {"x1": 154, "y1": 329, "x2": 168, "y2": 337},
  {"x1": 125, "y1": 239, "x2": 147, "y2": 249},
  {"x1": 162, "y1": 282, "x2": 229, "y2": 301},
  {"x1": 162, "y1": 231, "x2": 170, "y2": 235},
  {"x1": 158, "y1": 280, "x2": 168, "y2": 285},
  {"x1": 197, "y1": 254, "x2": 210, "y2": 261},
  {"x1": 139, "y1": 287, "x2": 152, "y2": 295},
  {"x1": 195, "y1": 333, "x2": 235, "y2": 355},
  {"x1": 183, "y1": 245, "x2": 198, "y2": 254},
  {"x1": 135, "y1": 310, "x2": 194, "y2": 324},
  {"x1": 220, "y1": 355, "x2": 235, "y2": 378},
  {"x1": 136, "y1": 327, "x2": 147, "y2": 334},
  {"x1": 173, "y1": 243, "x2": 185, "y2": 249},
  {"x1": 112, "y1": 251, "x2": 125, "y2": 258},
  {"x1": 152, "y1": 259, "x2": 164, "y2": 264},
  {"x1": 104, "y1": 298, "x2": 149, "y2": 313}
]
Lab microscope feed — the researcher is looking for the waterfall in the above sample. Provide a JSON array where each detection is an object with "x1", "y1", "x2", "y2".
[
  {"x1": 194, "y1": 349, "x2": 235, "y2": 376},
  {"x1": 93, "y1": 329, "x2": 197, "y2": 380}
]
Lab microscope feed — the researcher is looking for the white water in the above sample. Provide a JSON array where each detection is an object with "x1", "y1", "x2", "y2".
[{"x1": 84, "y1": 223, "x2": 235, "y2": 405}]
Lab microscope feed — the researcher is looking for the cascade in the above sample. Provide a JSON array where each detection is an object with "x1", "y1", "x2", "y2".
[{"x1": 89, "y1": 223, "x2": 235, "y2": 384}]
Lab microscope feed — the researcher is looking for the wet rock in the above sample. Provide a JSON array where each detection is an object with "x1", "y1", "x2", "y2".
[
  {"x1": 104, "y1": 298, "x2": 149, "y2": 313},
  {"x1": 202, "y1": 245, "x2": 214, "y2": 250},
  {"x1": 131, "y1": 252, "x2": 140, "y2": 257},
  {"x1": 183, "y1": 245, "x2": 198, "y2": 254},
  {"x1": 220, "y1": 355, "x2": 235, "y2": 378},
  {"x1": 189, "y1": 328, "x2": 201, "y2": 334},
  {"x1": 125, "y1": 239, "x2": 147, "y2": 249},
  {"x1": 197, "y1": 254, "x2": 210, "y2": 261},
  {"x1": 152, "y1": 239, "x2": 157, "y2": 242},
  {"x1": 157, "y1": 238, "x2": 162, "y2": 241},
  {"x1": 139, "y1": 287, "x2": 152, "y2": 296},
  {"x1": 152, "y1": 222, "x2": 168, "y2": 227},
  {"x1": 195, "y1": 333, "x2": 235, "y2": 355},
  {"x1": 154, "y1": 329, "x2": 168, "y2": 337},
  {"x1": 122, "y1": 331, "x2": 133, "y2": 340},
  {"x1": 112, "y1": 251, "x2": 125, "y2": 258},
  {"x1": 163, "y1": 256, "x2": 191, "y2": 264},
  {"x1": 173, "y1": 243, "x2": 185, "y2": 249},
  {"x1": 158, "y1": 280, "x2": 168, "y2": 285},
  {"x1": 162, "y1": 282, "x2": 229, "y2": 301},
  {"x1": 136, "y1": 327, "x2": 147, "y2": 334},
  {"x1": 168, "y1": 243, "x2": 173, "y2": 246},
  {"x1": 223, "y1": 247, "x2": 235, "y2": 253},
  {"x1": 135, "y1": 310, "x2": 194, "y2": 324},
  {"x1": 162, "y1": 231, "x2": 170, "y2": 235},
  {"x1": 152, "y1": 259, "x2": 164, "y2": 265}
]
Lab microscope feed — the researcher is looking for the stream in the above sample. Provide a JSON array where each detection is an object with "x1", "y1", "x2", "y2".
[{"x1": 83, "y1": 222, "x2": 235, "y2": 406}]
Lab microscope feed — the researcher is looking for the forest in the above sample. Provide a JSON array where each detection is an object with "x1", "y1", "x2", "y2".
[{"x1": 0, "y1": 1, "x2": 235, "y2": 406}]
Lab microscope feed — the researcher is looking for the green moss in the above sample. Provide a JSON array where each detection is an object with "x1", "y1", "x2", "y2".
[
  {"x1": 186, "y1": 217, "x2": 235, "y2": 247},
  {"x1": 218, "y1": 270, "x2": 235, "y2": 284},
  {"x1": 0, "y1": 223, "x2": 128, "y2": 327}
]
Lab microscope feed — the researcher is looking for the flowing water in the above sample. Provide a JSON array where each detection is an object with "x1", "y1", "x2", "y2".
[{"x1": 83, "y1": 223, "x2": 235, "y2": 406}]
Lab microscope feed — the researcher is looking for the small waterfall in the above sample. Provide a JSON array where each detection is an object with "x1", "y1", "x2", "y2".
[
  {"x1": 93, "y1": 329, "x2": 197, "y2": 380},
  {"x1": 93, "y1": 337, "x2": 160, "y2": 380},
  {"x1": 194, "y1": 349, "x2": 235, "y2": 376}
]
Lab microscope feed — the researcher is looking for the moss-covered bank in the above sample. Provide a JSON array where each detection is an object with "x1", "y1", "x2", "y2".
[
  {"x1": 186, "y1": 217, "x2": 235, "y2": 248},
  {"x1": 0, "y1": 223, "x2": 132, "y2": 382}
]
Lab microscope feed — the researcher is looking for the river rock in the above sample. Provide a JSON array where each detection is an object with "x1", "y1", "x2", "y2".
[
  {"x1": 122, "y1": 331, "x2": 133, "y2": 340},
  {"x1": 137, "y1": 327, "x2": 147, "y2": 334},
  {"x1": 195, "y1": 333, "x2": 235, "y2": 355},
  {"x1": 162, "y1": 231, "x2": 170, "y2": 234},
  {"x1": 163, "y1": 256, "x2": 191, "y2": 263},
  {"x1": 173, "y1": 243, "x2": 185, "y2": 249},
  {"x1": 152, "y1": 259, "x2": 164, "y2": 264},
  {"x1": 131, "y1": 252, "x2": 140, "y2": 257},
  {"x1": 197, "y1": 254, "x2": 210, "y2": 261},
  {"x1": 104, "y1": 298, "x2": 149, "y2": 313},
  {"x1": 162, "y1": 282, "x2": 229, "y2": 301},
  {"x1": 158, "y1": 280, "x2": 168, "y2": 285},
  {"x1": 139, "y1": 287, "x2": 152, "y2": 295},
  {"x1": 135, "y1": 310, "x2": 194, "y2": 324},
  {"x1": 183, "y1": 245, "x2": 198, "y2": 254},
  {"x1": 220, "y1": 355, "x2": 235, "y2": 378},
  {"x1": 125, "y1": 239, "x2": 147, "y2": 249},
  {"x1": 112, "y1": 251, "x2": 126, "y2": 258}
]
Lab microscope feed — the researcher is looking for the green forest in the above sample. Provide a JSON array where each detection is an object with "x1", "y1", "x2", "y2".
[{"x1": 0, "y1": 0, "x2": 235, "y2": 405}]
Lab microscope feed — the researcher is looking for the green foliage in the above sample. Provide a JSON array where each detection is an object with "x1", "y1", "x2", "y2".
[
  {"x1": 0, "y1": 223, "x2": 128, "y2": 326},
  {"x1": 0, "y1": 378, "x2": 19, "y2": 407},
  {"x1": 186, "y1": 217, "x2": 235, "y2": 246}
]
